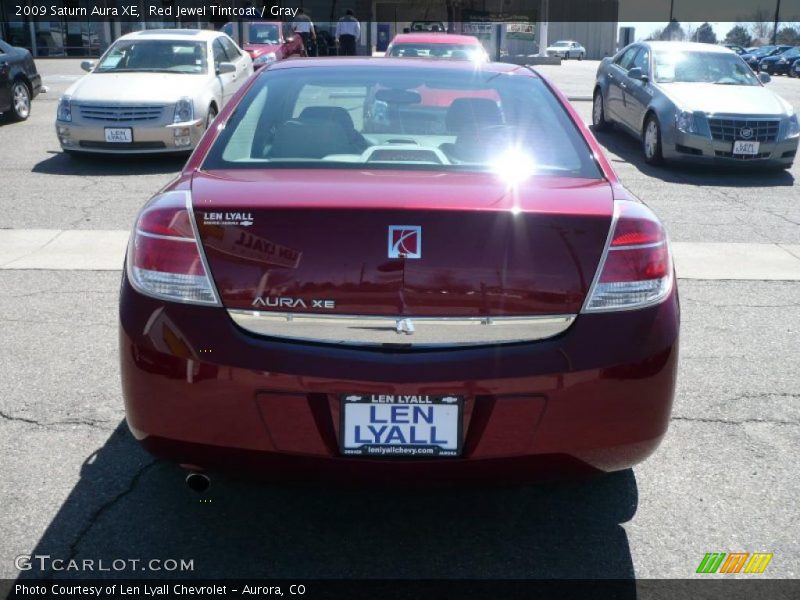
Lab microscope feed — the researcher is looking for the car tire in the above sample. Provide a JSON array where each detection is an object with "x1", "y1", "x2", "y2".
[
  {"x1": 9, "y1": 80, "x2": 31, "y2": 122},
  {"x1": 578, "y1": 53, "x2": 583, "y2": 61},
  {"x1": 592, "y1": 90, "x2": 610, "y2": 131},
  {"x1": 642, "y1": 115, "x2": 664, "y2": 166}
]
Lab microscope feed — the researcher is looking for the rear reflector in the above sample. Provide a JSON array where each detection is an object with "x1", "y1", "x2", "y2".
[
  {"x1": 583, "y1": 200, "x2": 673, "y2": 312},
  {"x1": 126, "y1": 191, "x2": 219, "y2": 305}
]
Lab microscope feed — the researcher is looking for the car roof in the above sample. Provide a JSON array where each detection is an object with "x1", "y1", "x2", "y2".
[
  {"x1": 268, "y1": 56, "x2": 531, "y2": 75},
  {"x1": 119, "y1": 29, "x2": 223, "y2": 42},
  {"x1": 642, "y1": 41, "x2": 736, "y2": 54},
  {"x1": 390, "y1": 33, "x2": 481, "y2": 45}
]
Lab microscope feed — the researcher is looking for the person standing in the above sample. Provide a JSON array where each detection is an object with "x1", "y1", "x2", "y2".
[
  {"x1": 293, "y1": 8, "x2": 317, "y2": 56},
  {"x1": 335, "y1": 9, "x2": 361, "y2": 56}
]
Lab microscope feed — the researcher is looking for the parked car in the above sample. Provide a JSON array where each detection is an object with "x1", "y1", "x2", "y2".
[
  {"x1": 759, "y1": 46, "x2": 800, "y2": 76},
  {"x1": 55, "y1": 29, "x2": 252, "y2": 154},
  {"x1": 385, "y1": 33, "x2": 489, "y2": 62},
  {"x1": 0, "y1": 39, "x2": 43, "y2": 122},
  {"x1": 593, "y1": 42, "x2": 799, "y2": 169},
  {"x1": 546, "y1": 40, "x2": 586, "y2": 60},
  {"x1": 740, "y1": 45, "x2": 792, "y2": 71},
  {"x1": 221, "y1": 21, "x2": 305, "y2": 68},
  {"x1": 120, "y1": 58, "x2": 679, "y2": 481}
]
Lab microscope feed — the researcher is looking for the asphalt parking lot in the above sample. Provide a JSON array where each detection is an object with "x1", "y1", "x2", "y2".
[{"x1": 0, "y1": 58, "x2": 798, "y2": 582}]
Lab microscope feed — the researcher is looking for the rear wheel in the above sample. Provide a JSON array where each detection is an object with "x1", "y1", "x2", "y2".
[
  {"x1": 578, "y1": 52, "x2": 583, "y2": 61},
  {"x1": 10, "y1": 80, "x2": 31, "y2": 121},
  {"x1": 643, "y1": 115, "x2": 664, "y2": 166},
  {"x1": 592, "y1": 90, "x2": 610, "y2": 131}
]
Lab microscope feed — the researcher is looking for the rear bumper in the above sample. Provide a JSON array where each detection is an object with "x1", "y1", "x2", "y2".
[{"x1": 120, "y1": 275, "x2": 680, "y2": 478}]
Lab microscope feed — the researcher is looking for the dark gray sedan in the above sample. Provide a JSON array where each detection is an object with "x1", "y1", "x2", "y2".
[
  {"x1": 593, "y1": 41, "x2": 799, "y2": 169},
  {"x1": 0, "y1": 39, "x2": 43, "y2": 122}
]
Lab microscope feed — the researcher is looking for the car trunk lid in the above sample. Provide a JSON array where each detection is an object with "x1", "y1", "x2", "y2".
[{"x1": 191, "y1": 169, "x2": 613, "y2": 318}]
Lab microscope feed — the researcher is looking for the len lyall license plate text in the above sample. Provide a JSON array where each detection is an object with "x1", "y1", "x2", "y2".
[
  {"x1": 341, "y1": 394, "x2": 462, "y2": 457},
  {"x1": 733, "y1": 140, "x2": 759, "y2": 155},
  {"x1": 105, "y1": 127, "x2": 133, "y2": 143}
]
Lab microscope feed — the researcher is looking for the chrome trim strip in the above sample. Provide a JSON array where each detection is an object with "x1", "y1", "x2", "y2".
[
  {"x1": 185, "y1": 192, "x2": 222, "y2": 307},
  {"x1": 228, "y1": 310, "x2": 576, "y2": 347},
  {"x1": 135, "y1": 229, "x2": 195, "y2": 242},
  {"x1": 607, "y1": 240, "x2": 665, "y2": 251},
  {"x1": 580, "y1": 199, "x2": 620, "y2": 314}
]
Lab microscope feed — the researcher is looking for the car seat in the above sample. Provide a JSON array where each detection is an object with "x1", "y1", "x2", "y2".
[
  {"x1": 440, "y1": 98, "x2": 505, "y2": 162},
  {"x1": 298, "y1": 106, "x2": 369, "y2": 153}
]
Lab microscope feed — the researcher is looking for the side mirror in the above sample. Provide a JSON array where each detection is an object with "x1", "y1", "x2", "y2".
[
  {"x1": 80, "y1": 60, "x2": 95, "y2": 72},
  {"x1": 627, "y1": 67, "x2": 647, "y2": 82},
  {"x1": 216, "y1": 62, "x2": 236, "y2": 75},
  {"x1": 758, "y1": 71, "x2": 771, "y2": 84}
]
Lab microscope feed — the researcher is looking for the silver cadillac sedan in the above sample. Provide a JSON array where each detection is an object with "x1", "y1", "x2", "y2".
[
  {"x1": 593, "y1": 41, "x2": 799, "y2": 169},
  {"x1": 55, "y1": 29, "x2": 253, "y2": 154}
]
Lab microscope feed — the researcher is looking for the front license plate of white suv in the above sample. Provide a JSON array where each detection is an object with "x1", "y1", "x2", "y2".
[
  {"x1": 733, "y1": 140, "x2": 759, "y2": 155},
  {"x1": 340, "y1": 394, "x2": 462, "y2": 457},
  {"x1": 104, "y1": 127, "x2": 133, "y2": 143}
]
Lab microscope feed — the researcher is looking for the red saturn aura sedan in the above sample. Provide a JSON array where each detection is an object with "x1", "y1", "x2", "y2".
[{"x1": 120, "y1": 58, "x2": 679, "y2": 481}]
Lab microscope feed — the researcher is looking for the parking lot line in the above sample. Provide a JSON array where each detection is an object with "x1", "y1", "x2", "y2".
[
  {"x1": 671, "y1": 242, "x2": 800, "y2": 281},
  {"x1": 1, "y1": 229, "x2": 800, "y2": 280},
  {"x1": 0, "y1": 230, "x2": 128, "y2": 271}
]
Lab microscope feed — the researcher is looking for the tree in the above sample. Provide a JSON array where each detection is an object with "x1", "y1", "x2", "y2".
[
  {"x1": 776, "y1": 26, "x2": 800, "y2": 45},
  {"x1": 750, "y1": 8, "x2": 773, "y2": 42},
  {"x1": 654, "y1": 20, "x2": 685, "y2": 41},
  {"x1": 646, "y1": 28, "x2": 664, "y2": 41},
  {"x1": 662, "y1": 20, "x2": 686, "y2": 41},
  {"x1": 695, "y1": 22, "x2": 717, "y2": 44},
  {"x1": 724, "y1": 25, "x2": 753, "y2": 47}
]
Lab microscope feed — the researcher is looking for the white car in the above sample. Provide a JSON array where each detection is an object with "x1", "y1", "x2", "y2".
[
  {"x1": 546, "y1": 40, "x2": 586, "y2": 60},
  {"x1": 55, "y1": 29, "x2": 253, "y2": 154}
]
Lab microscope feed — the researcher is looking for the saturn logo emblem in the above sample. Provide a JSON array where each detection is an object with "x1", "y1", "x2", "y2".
[{"x1": 388, "y1": 225, "x2": 422, "y2": 259}]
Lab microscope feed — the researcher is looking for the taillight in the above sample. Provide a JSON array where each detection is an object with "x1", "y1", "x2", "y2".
[
  {"x1": 126, "y1": 191, "x2": 220, "y2": 305},
  {"x1": 583, "y1": 200, "x2": 673, "y2": 312}
]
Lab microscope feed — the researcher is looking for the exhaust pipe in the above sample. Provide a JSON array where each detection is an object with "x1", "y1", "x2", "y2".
[{"x1": 185, "y1": 472, "x2": 211, "y2": 493}]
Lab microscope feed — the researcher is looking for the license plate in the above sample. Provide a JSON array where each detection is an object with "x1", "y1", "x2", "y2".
[
  {"x1": 340, "y1": 394, "x2": 462, "y2": 457},
  {"x1": 104, "y1": 127, "x2": 133, "y2": 143},
  {"x1": 733, "y1": 140, "x2": 759, "y2": 155}
]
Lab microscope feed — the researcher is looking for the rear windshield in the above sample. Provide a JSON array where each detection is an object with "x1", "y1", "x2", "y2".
[
  {"x1": 202, "y1": 66, "x2": 601, "y2": 179},
  {"x1": 388, "y1": 43, "x2": 487, "y2": 61}
]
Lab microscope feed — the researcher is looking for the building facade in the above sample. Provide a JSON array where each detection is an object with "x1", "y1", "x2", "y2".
[{"x1": 1, "y1": 0, "x2": 617, "y2": 59}]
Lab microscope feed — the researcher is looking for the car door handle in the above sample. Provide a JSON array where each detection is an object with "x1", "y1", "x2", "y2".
[{"x1": 620, "y1": 82, "x2": 627, "y2": 89}]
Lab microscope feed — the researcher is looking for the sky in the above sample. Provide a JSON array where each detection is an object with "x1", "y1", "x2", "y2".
[{"x1": 620, "y1": 22, "x2": 738, "y2": 42}]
